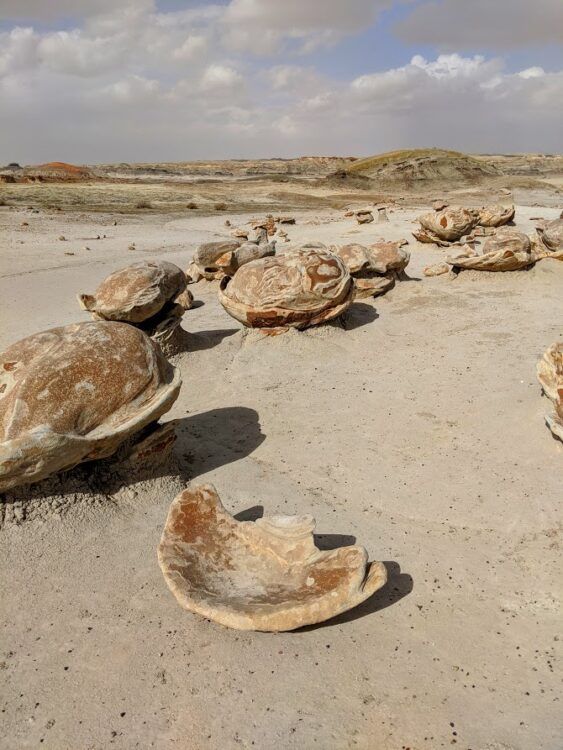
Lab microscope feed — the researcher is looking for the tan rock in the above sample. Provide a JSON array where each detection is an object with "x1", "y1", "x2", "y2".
[
  {"x1": 78, "y1": 260, "x2": 186, "y2": 324},
  {"x1": 215, "y1": 241, "x2": 276, "y2": 276},
  {"x1": 218, "y1": 248, "x2": 354, "y2": 330},
  {"x1": 536, "y1": 218, "x2": 563, "y2": 254},
  {"x1": 447, "y1": 229, "x2": 534, "y2": 272},
  {"x1": 414, "y1": 206, "x2": 477, "y2": 245},
  {"x1": 477, "y1": 204, "x2": 515, "y2": 228},
  {"x1": 354, "y1": 276, "x2": 395, "y2": 299},
  {"x1": 423, "y1": 263, "x2": 449, "y2": 277},
  {"x1": 0, "y1": 321, "x2": 181, "y2": 491},
  {"x1": 356, "y1": 210, "x2": 374, "y2": 225},
  {"x1": 157, "y1": 484, "x2": 388, "y2": 632},
  {"x1": 537, "y1": 342, "x2": 563, "y2": 404}
]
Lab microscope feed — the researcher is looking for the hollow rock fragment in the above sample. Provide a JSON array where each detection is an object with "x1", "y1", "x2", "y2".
[
  {"x1": 0, "y1": 321, "x2": 181, "y2": 491},
  {"x1": 158, "y1": 484, "x2": 388, "y2": 631}
]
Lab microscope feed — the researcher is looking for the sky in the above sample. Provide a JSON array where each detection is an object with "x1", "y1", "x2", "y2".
[{"x1": 0, "y1": 0, "x2": 562, "y2": 164}]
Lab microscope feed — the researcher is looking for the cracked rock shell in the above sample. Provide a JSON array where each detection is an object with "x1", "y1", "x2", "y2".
[
  {"x1": 218, "y1": 248, "x2": 354, "y2": 329},
  {"x1": 447, "y1": 229, "x2": 534, "y2": 271},
  {"x1": 158, "y1": 484, "x2": 388, "y2": 631},
  {"x1": 414, "y1": 206, "x2": 477, "y2": 244},
  {"x1": 78, "y1": 261, "x2": 187, "y2": 323},
  {"x1": 0, "y1": 321, "x2": 181, "y2": 491}
]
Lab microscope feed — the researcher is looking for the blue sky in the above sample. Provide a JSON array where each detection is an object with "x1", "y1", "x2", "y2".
[{"x1": 0, "y1": 0, "x2": 561, "y2": 162}]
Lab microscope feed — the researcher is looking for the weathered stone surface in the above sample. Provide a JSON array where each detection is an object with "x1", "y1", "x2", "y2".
[
  {"x1": 423, "y1": 263, "x2": 449, "y2": 277},
  {"x1": 330, "y1": 242, "x2": 408, "y2": 298},
  {"x1": 354, "y1": 276, "x2": 395, "y2": 298},
  {"x1": 218, "y1": 248, "x2": 354, "y2": 330},
  {"x1": 537, "y1": 343, "x2": 563, "y2": 442},
  {"x1": 157, "y1": 484, "x2": 388, "y2": 631},
  {"x1": 78, "y1": 260, "x2": 186, "y2": 323},
  {"x1": 215, "y1": 241, "x2": 276, "y2": 276},
  {"x1": 0, "y1": 321, "x2": 181, "y2": 491},
  {"x1": 187, "y1": 240, "x2": 243, "y2": 282},
  {"x1": 414, "y1": 206, "x2": 477, "y2": 245},
  {"x1": 537, "y1": 342, "x2": 563, "y2": 404},
  {"x1": 477, "y1": 204, "x2": 515, "y2": 227},
  {"x1": 447, "y1": 229, "x2": 534, "y2": 271},
  {"x1": 536, "y1": 218, "x2": 563, "y2": 254},
  {"x1": 356, "y1": 210, "x2": 374, "y2": 225}
]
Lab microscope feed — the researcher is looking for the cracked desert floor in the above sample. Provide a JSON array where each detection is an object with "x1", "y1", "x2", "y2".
[{"x1": 0, "y1": 169, "x2": 561, "y2": 750}]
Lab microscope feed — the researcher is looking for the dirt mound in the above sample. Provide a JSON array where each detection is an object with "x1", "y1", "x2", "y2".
[
  {"x1": 333, "y1": 148, "x2": 499, "y2": 187},
  {"x1": 26, "y1": 161, "x2": 93, "y2": 181}
]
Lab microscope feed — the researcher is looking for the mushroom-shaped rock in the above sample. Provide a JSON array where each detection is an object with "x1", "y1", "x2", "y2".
[
  {"x1": 414, "y1": 206, "x2": 477, "y2": 245},
  {"x1": 0, "y1": 321, "x2": 181, "y2": 492},
  {"x1": 78, "y1": 260, "x2": 187, "y2": 324},
  {"x1": 536, "y1": 218, "x2": 563, "y2": 255},
  {"x1": 447, "y1": 229, "x2": 534, "y2": 272},
  {"x1": 218, "y1": 248, "x2": 354, "y2": 330},
  {"x1": 537, "y1": 342, "x2": 563, "y2": 404},
  {"x1": 477, "y1": 204, "x2": 515, "y2": 228},
  {"x1": 158, "y1": 484, "x2": 388, "y2": 631}
]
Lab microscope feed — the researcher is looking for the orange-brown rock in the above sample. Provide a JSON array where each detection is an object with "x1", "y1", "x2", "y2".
[
  {"x1": 0, "y1": 321, "x2": 181, "y2": 491},
  {"x1": 218, "y1": 248, "x2": 354, "y2": 330},
  {"x1": 157, "y1": 484, "x2": 388, "y2": 631}
]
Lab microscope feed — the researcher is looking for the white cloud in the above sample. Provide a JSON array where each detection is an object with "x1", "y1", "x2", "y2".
[
  {"x1": 0, "y1": 3, "x2": 561, "y2": 162},
  {"x1": 397, "y1": 0, "x2": 563, "y2": 49},
  {"x1": 222, "y1": 0, "x2": 394, "y2": 54},
  {"x1": 201, "y1": 64, "x2": 244, "y2": 90}
]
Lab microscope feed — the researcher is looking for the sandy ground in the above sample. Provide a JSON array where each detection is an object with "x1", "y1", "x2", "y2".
[{"x1": 0, "y1": 195, "x2": 562, "y2": 750}]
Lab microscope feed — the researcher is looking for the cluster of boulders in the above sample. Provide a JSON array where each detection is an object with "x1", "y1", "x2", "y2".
[
  {"x1": 537, "y1": 342, "x2": 563, "y2": 442},
  {"x1": 417, "y1": 204, "x2": 563, "y2": 275},
  {"x1": 330, "y1": 240, "x2": 410, "y2": 298}
]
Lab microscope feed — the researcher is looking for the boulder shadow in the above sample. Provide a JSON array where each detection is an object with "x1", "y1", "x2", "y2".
[
  {"x1": 175, "y1": 406, "x2": 265, "y2": 479},
  {"x1": 341, "y1": 303, "x2": 379, "y2": 331},
  {"x1": 297, "y1": 561, "x2": 413, "y2": 631}
]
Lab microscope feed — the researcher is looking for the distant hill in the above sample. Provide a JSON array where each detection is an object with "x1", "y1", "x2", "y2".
[{"x1": 330, "y1": 148, "x2": 499, "y2": 186}]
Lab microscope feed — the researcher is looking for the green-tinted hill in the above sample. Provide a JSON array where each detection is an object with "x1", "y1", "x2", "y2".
[{"x1": 331, "y1": 148, "x2": 499, "y2": 186}]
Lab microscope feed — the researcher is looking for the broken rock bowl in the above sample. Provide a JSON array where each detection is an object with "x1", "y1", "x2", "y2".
[{"x1": 158, "y1": 485, "x2": 387, "y2": 631}]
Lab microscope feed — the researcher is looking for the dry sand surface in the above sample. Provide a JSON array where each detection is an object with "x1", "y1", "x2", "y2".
[{"x1": 0, "y1": 187, "x2": 562, "y2": 749}]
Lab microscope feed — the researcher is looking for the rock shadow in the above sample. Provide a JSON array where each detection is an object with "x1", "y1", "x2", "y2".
[
  {"x1": 175, "y1": 406, "x2": 265, "y2": 479},
  {"x1": 297, "y1": 561, "x2": 413, "y2": 631},
  {"x1": 341, "y1": 303, "x2": 379, "y2": 331}
]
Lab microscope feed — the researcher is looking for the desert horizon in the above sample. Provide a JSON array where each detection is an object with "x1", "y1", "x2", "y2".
[{"x1": 1, "y1": 2, "x2": 562, "y2": 750}]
